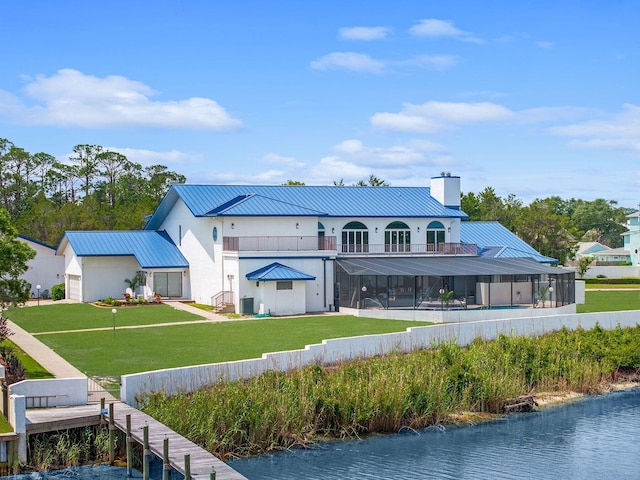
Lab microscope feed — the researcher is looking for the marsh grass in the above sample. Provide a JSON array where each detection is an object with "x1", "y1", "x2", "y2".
[
  {"x1": 142, "y1": 324, "x2": 640, "y2": 460},
  {"x1": 27, "y1": 426, "x2": 122, "y2": 472}
]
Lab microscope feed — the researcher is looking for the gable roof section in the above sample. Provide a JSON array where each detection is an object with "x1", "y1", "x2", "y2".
[
  {"x1": 145, "y1": 184, "x2": 468, "y2": 230},
  {"x1": 58, "y1": 231, "x2": 188, "y2": 269},
  {"x1": 460, "y1": 221, "x2": 559, "y2": 264},
  {"x1": 575, "y1": 241, "x2": 609, "y2": 255},
  {"x1": 246, "y1": 262, "x2": 316, "y2": 281}
]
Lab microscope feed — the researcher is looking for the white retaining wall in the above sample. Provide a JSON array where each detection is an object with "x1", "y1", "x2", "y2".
[
  {"x1": 9, "y1": 377, "x2": 88, "y2": 407},
  {"x1": 583, "y1": 266, "x2": 640, "y2": 278},
  {"x1": 121, "y1": 310, "x2": 640, "y2": 407}
]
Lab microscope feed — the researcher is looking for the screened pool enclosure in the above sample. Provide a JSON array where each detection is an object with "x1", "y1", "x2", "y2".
[{"x1": 336, "y1": 257, "x2": 575, "y2": 311}]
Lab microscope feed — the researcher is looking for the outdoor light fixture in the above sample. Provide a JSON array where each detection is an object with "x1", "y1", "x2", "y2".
[
  {"x1": 296, "y1": 223, "x2": 299, "y2": 229},
  {"x1": 331, "y1": 227, "x2": 335, "y2": 233},
  {"x1": 111, "y1": 308, "x2": 117, "y2": 339},
  {"x1": 231, "y1": 223, "x2": 235, "y2": 229},
  {"x1": 36, "y1": 284, "x2": 41, "y2": 306},
  {"x1": 417, "y1": 227, "x2": 420, "y2": 232}
]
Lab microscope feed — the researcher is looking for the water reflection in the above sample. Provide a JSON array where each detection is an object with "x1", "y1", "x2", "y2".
[{"x1": 230, "y1": 389, "x2": 640, "y2": 480}]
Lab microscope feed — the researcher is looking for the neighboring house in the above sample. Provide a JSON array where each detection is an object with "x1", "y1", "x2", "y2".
[
  {"x1": 590, "y1": 247, "x2": 630, "y2": 265},
  {"x1": 57, "y1": 173, "x2": 575, "y2": 315},
  {"x1": 573, "y1": 241, "x2": 611, "y2": 261},
  {"x1": 622, "y1": 206, "x2": 640, "y2": 266},
  {"x1": 19, "y1": 235, "x2": 65, "y2": 298}
]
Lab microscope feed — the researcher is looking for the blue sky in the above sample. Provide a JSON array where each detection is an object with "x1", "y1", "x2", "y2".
[{"x1": 1, "y1": 0, "x2": 639, "y2": 207}]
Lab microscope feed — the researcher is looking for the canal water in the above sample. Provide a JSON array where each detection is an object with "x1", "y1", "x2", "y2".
[
  {"x1": 230, "y1": 388, "x2": 640, "y2": 480},
  {"x1": 4, "y1": 388, "x2": 639, "y2": 479}
]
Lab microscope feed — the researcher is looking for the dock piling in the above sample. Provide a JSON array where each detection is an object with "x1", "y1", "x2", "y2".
[
  {"x1": 126, "y1": 414, "x2": 133, "y2": 477},
  {"x1": 143, "y1": 423, "x2": 149, "y2": 480},
  {"x1": 184, "y1": 454, "x2": 191, "y2": 480},
  {"x1": 109, "y1": 403, "x2": 115, "y2": 465}
]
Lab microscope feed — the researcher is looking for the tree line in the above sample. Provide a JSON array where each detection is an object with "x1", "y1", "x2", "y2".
[
  {"x1": 0, "y1": 138, "x2": 185, "y2": 246},
  {"x1": 1, "y1": 137, "x2": 631, "y2": 265},
  {"x1": 461, "y1": 188, "x2": 631, "y2": 264}
]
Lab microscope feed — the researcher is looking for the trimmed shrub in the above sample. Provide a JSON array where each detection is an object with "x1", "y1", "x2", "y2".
[{"x1": 51, "y1": 283, "x2": 65, "y2": 301}]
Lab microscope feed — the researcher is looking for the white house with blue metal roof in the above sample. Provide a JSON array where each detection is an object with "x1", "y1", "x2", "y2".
[{"x1": 57, "y1": 173, "x2": 576, "y2": 316}]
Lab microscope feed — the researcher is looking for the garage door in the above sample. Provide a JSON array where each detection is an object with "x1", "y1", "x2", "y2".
[{"x1": 68, "y1": 275, "x2": 81, "y2": 301}]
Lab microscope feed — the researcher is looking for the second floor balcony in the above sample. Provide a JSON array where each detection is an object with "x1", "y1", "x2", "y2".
[{"x1": 223, "y1": 236, "x2": 477, "y2": 256}]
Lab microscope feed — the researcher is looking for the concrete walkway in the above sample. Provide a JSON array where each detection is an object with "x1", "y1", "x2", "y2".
[
  {"x1": 6, "y1": 319, "x2": 85, "y2": 378},
  {"x1": 5, "y1": 300, "x2": 232, "y2": 402}
]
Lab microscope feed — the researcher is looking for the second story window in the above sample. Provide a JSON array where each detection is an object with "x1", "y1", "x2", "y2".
[
  {"x1": 426, "y1": 221, "x2": 445, "y2": 251},
  {"x1": 385, "y1": 221, "x2": 411, "y2": 252},
  {"x1": 342, "y1": 221, "x2": 369, "y2": 253}
]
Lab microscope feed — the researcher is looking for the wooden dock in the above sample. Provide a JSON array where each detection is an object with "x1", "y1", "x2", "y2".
[{"x1": 25, "y1": 403, "x2": 247, "y2": 480}]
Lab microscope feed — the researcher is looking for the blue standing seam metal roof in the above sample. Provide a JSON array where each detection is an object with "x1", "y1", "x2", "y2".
[
  {"x1": 460, "y1": 221, "x2": 559, "y2": 264},
  {"x1": 246, "y1": 262, "x2": 316, "y2": 281},
  {"x1": 145, "y1": 184, "x2": 468, "y2": 230},
  {"x1": 59, "y1": 231, "x2": 189, "y2": 268}
]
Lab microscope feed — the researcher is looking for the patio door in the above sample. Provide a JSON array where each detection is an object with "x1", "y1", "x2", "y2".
[{"x1": 154, "y1": 272, "x2": 183, "y2": 298}]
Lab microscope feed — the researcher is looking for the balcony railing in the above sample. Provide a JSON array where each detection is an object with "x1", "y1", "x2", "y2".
[
  {"x1": 224, "y1": 236, "x2": 337, "y2": 252},
  {"x1": 338, "y1": 242, "x2": 477, "y2": 256},
  {"x1": 223, "y1": 236, "x2": 476, "y2": 256}
]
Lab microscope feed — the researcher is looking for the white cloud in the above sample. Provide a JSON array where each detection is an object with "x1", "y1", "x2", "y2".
[
  {"x1": 0, "y1": 69, "x2": 243, "y2": 130},
  {"x1": 393, "y1": 54, "x2": 459, "y2": 72},
  {"x1": 549, "y1": 103, "x2": 640, "y2": 154},
  {"x1": 339, "y1": 26, "x2": 391, "y2": 41},
  {"x1": 307, "y1": 139, "x2": 445, "y2": 184},
  {"x1": 310, "y1": 52, "x2": 385, "y2": 73},
  {"x1": 409, "y1": 19, "x2": 483, "y2": 43},
  {"x1": 372, "y1": 101, "x2": 515, "y2": 132},
  {"x1": 536, "y1": 41, "x2": 555, "y2": 49},
  {"x1": 311, "y1": 52, "x2": 459, "y2": 75}
]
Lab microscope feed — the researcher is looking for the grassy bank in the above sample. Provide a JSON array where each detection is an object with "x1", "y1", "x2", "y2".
[{"x1": 142, "y1": 324, "x2": 640, "y2": 459}]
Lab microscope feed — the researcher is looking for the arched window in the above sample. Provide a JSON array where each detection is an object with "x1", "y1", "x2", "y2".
[
  {"x1": 342, "y1": 221, "x2": 369, "y2": 253},
  {"x1": 385, "y1": 221, "x2": 411, "y2": 252},
  {"x1": 426, "y1": 221, "x2": 445, "y2": 252},
  {"x1": 318, "y1": 222, "x2": 326, "y2": 250}
]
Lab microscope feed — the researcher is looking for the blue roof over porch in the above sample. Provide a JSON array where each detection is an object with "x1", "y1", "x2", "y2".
[{"x1": 246, "y1": 262, "x2": 316, "y2": 281}]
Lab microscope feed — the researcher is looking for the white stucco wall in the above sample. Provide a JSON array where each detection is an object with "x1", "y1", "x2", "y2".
[
  {"x1": 20, "y1": 238, "x2": 65, "y2": 295},
  {"x1": 582, "y1": 266, "x2": 640, "y2": 279},
  {"x1": 81, "y1": 256, "x2": 141, "y2": 302},
  {"x1": 158, "y1": 199, "x2": 216, "y2": 303},
  {"x1": 237, "y1": 256, "x2": 332, "y2": 313},
  {"x1": 9, "y1": 378, "x2": 88, "y2": 407}
]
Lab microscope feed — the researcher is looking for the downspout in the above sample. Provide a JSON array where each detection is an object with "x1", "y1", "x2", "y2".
[{"x1": 322, "y1": 258, "x2": 327, "y2": 310}]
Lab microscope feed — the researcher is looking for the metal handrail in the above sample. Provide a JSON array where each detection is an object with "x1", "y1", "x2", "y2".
[{"x1": 211, "y1": 290, "x2": 233, "y2": 308}]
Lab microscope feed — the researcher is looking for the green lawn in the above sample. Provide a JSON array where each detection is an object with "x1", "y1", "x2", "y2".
[
  {"x1": 585, "y1": 284, "x2": 640, "y2": 289},
  {"x1": 3, "y1": 304, "x2": 431, "y2": 377},
  {"x1": 5, "y1": 303, "x2": 203, "y2": 333},
  {"x1": 577, "y1": 290, "x2": 640, "y2": 313}
]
